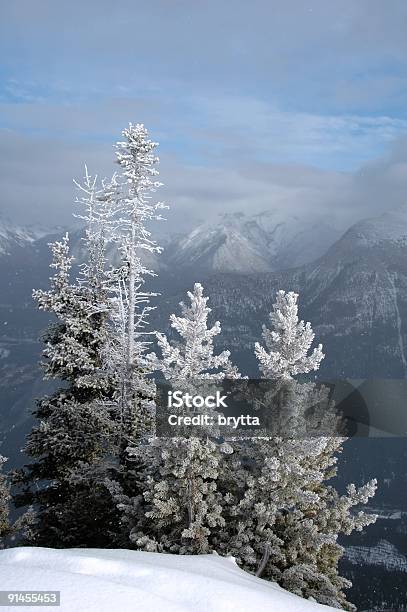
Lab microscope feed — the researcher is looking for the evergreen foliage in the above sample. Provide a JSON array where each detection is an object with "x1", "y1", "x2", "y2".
[
  {"x1": 13, "y1": 234, "x2": 119, "y2": 547},
  {"x1": 110, "y1": 283, "x2": 242, "y2": 554}
]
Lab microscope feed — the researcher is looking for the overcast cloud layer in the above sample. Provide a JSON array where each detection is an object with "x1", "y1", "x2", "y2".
[{"x1": 1, "y1": 1, "x2": 407, "y2": 231}]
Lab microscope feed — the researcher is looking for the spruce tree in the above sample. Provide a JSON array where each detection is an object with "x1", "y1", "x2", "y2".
[
  {"x1": 99, "y1": 124, "x2": 169, "y2": 545},
  {"x1": 14, "y1": 232, "x2": 119, "y2": 547},
  {"x1": 255, "y1": 289, "x2": 324, "y2": 380},
  {"x1": 219, "y1": 291, "x2": 377, "y2": 610},
  {"x1": 112, "y1": 283, "x2": 242, "y2": 554}
]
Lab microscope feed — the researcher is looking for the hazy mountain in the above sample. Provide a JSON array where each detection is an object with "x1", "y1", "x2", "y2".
[
  {"x1": 165, "y1": 210, "x2": 342, "y2": 274},
  {"x1": 2, "y1": 205, "x2": 407, "y2": 429},
  {"x1": 0, "y1": 208, "x2": 342, "y2": 288},
  {"x1": 0, "y1": 216, "x2": 52, "y2": 256},
  {"x1": 2, "y1": 205, "x2": 407, "y2": 436}
]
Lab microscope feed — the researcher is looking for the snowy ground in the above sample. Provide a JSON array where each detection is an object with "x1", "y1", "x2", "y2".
[{"x1": 0, "y1": 547, "x2": 337, "y2": 611}]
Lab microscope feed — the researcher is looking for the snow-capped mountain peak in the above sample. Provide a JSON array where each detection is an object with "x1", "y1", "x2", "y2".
[
  {"x1": 168, "y1": 210, "x2": 342, "y2": 274},
  {"x1": 0, "y1": 216, "x2": 53, "y2": 256},
  {"x1": 349, "y1": 205, "x2": 407, "y2": 247}
]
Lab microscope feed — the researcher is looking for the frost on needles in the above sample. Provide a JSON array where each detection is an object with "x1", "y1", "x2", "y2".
[
  {"x1": 255, "y1": 289, "x2": 324, "y2": 380},
  {"x1": 117, "y1": 282, "x2": 244, "y2": 554}
]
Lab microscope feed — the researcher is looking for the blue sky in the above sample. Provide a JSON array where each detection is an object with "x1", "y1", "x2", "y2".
[{"x1": 1, "y1": 0, "x2": 407, "y2": 229}]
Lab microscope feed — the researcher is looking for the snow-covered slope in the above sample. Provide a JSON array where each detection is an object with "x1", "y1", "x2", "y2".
[
  {"x1": 0, "y1": 547, "x2": 336, "y2": 612},
  {"x1": 0, "y1": 210, "x2": 341, "y2": 276},
  {"x1": 345, "y1": 205, "x2": 407, "y2": 247},
  {"x1": 0, "y1": 217, "x2": 51, "y2": 256},
  {"x1": 167, "y1": 211, "x2": 341, "y2": 274}
]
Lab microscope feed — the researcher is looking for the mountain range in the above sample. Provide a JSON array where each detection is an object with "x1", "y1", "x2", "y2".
[
  {"x1": 2, "y1": 206, "x2": 407, "y2": 403},
  {"x1": 163, "y1": 210, "x2": 342, "y2": 274},
  {"x1": 0, "y1": 216, "x2": 51, "y2": 256},
  {"x1": 191, "y1": 205, "x2": 407, "y2": 379},
  {"x1": 2, "y1": 206, "x2": 407, "y2": 420}
]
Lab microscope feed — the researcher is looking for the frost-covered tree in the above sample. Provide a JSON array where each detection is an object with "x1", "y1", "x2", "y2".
[
  {"x1": 13, "y1": 232, "x2": 119, "y2": 547},
  {"x1": 217, "y1": 432, "x2": 376, "y2": 610},
  {"x1": 15, "y1": 124, "x2": 168, "y2": 547},
  {"x1": 0, "y1": 456, "x2": 11, "y2": 547},
  {"x1": 149, "y1": 283, "x2": 241, "y2": 381},
  {"x1": 111, "y1": 283, "x2": 242, "y2": 554},
  {"x1": 103, "y1": 124, "x2": 167, "y2": 453},
  {"x1": 218, "y1": 290, "x2": 377, "y2": 610},
  {"x1": 255, "y1": 290, "x2": 324, "y2": 380},
  {"x1": 73, "y1": 165, "x2": 117, "y2": 294}
]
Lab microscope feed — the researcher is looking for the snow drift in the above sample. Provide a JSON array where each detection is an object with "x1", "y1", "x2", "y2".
[{"x1": 0, "y1": 547, "x2": 337, "y2": 611}]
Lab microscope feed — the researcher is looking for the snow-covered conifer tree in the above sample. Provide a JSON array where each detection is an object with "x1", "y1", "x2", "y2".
[
  {"x1": 103, "y1": 124, "x2": 167, "y2": 452},
  {"x1": 255, "y1": 290, "x2": 324, "y2": 380},
  {"x1": 15, "y1": 124, "x2": 167, "y2": 547},
  {"x1": 114, "y1": 283, "x2": 242, "y2": 554},
  {"x1": 220, "y1": 290, "x2": 377, "y2": 610},
  {"x1": 14, "y1": 230, "x2": 119, "y2": 547},
  {"x1": 149, "y1": 283, "x2": 241, "y2": 381}
]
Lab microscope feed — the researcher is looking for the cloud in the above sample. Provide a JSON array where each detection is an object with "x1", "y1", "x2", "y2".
[
  {"x1": 2, "y1": 123, "x2": 407, "y2": 235},
  {"x1": 0, "y1": 129, "x2": 111, "y2": 228},
  {"x1": 2, "y1": 1, "x2": 407, "y2": 114},
  {"x1": 1, "y1": 1, "x2": 407, "y2": 233},
  {"x1": 188, "y1": 94, "x2": 407, "y2": 170}
]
